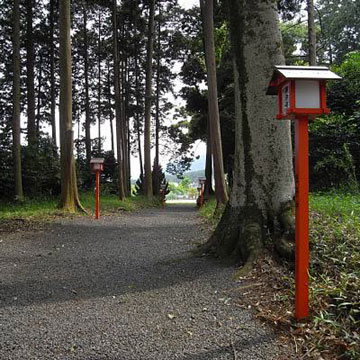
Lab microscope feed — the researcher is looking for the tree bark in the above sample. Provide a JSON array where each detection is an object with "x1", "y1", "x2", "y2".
[
  {"x1": 36, "y1": 52, "x2": 43, "y2": 136},
  {"x1": 307, "y1": 0, "x2": 317, "y2": 65},
  {"x1": 154, "y1": 16, "x2": 161, "y2": 196},
  {"x1": 200, "y1": 0, "x2": 228, "y2": 205},
  {"x1": 98, "y1": 10, "x2": 102, "y2": 155},
  {"x1": 134, "y1": 24, "x2": 144, "y2": 179},
  {"x1": 144, "y1": 0, "x2": 155, "y2": 197},
  {"x1": 201, "y1": 0, "x2": 295, "y2": 266},
  {"x1": 12, "y1": 0, "x2": 24, "y2": 201},
  {"x1": 83, "y1": 1, "x2": 91, "y2": 172},
  {"x1": 107, "y1": 60, "x2": 115, "y2": 154},
  {"x1": 49, "y1": 0, "x2": 57, "y2": 147},
  {"x1": 204, "y1": 114, "x2": 214, "y2": 199},
  {"x1": 59, "y1": 0, "x2": 82, "y2": 212},
  {"x1": 26, "y1": 0, "x2": 36, "y2": 144},
  {"x1": 112, "y1": 0, "x2": 126, "y2": 200}
]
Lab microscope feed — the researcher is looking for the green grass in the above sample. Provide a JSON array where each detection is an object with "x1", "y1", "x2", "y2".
[
  {"x1": 199, "y1": 192, "x2": 360, "y2": 358},
  {"x1": 308, "y1": 192, "x2": 360, "y2": 359},
  {"x1": 198, "y1": 198, "x2": 220, "y2": 227},
  {"x1": 0, "y1": 193, "x2": 160, "y2": 220}
]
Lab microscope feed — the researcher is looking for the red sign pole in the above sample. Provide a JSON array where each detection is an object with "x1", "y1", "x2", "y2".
[
  {"x1": 295, "y1": 115, "x2": 310, "y2": 320},
  {"x1": 95, "y1": 170, "x2": 100, "y2": 220}
]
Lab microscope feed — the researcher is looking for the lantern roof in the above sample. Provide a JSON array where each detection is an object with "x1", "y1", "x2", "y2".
[
  {"x1": 267, "y1": 65, "x2": 341, "y2": 95},
  {"x1": 90, "y1": 158, "x2": 105, "y2": 164}
]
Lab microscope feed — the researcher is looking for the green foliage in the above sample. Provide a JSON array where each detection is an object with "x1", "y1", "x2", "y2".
[
  {"x1": 280, "y1": 21, "x2": 308, "y2": 65},
  {"x1": 317, "y1": 0, "x2": 360, "y2": 63},
  {"x1": 133, "y1": 162, "x2": 169, "y2": 197},
  {"x1": 328, "y1": 51, "x2": 360, "y2": 116},
  {"x1": 309, "y1": 111, "x2": 360, "y2": 191},
  {"x1": 22, "y1": 138, "x2": 60, "y2": 197},
  {"x1": 0, "y1": 134, "x2": 60, "y2": 200}
]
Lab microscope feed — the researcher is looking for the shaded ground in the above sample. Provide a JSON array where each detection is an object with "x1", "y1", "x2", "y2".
[{"x1": 0, "y1": 204, "x2": 294, "y2": 359}]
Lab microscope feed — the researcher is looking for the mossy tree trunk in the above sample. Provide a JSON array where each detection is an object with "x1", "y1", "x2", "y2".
[{"x1": 202, "y1": 0, "x2": 295, "y2": 266}]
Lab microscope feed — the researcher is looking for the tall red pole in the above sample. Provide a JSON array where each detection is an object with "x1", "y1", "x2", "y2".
[
  {"x1": 295, "y1": 115, "x2": 309, "y2": 320},
  {"x1": 95, "y1": 171, "x2": 100, "y2": 219}
]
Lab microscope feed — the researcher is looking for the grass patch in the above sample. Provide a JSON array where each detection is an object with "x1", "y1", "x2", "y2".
[
  {"x1": 198, "y1": 198, "x2": 221, "y2": 227},
  {"x1": 0, "y1": 193, "x2": 160, "y2": 221},
  {"x1": 307, "y1": 192, "x2": 360, "y2": 359},
  {"x1": 198, "y1": 192, "x2": 360, "y2": 359}
]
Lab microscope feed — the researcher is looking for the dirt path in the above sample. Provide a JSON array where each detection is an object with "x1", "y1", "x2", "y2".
[{"x1": 0, "y1": 204, "x2": 292, "y2": 359}]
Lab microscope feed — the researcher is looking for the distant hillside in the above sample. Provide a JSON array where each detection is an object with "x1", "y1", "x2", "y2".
[{"x1": 166, "y1": 169, "x2": 205, "y2": 184}]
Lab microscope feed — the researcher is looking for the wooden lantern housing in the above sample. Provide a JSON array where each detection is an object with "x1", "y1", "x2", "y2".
[
  {"x1": 267, "y1": 66, "x2": 341, "y2": 119},
  {"x1": 90, "y1": 158, "x2": 105, "y2": 173}
]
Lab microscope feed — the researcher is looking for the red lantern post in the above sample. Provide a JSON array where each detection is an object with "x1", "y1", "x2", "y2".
[
  {"x1": 267, "y1": 66, "x2": 341, "y2": 320},
  {"x1": 295, "y1": 115, "x2": 310, "y2": 319},
  {"x1": 90, "y1": 158, "x2": 105, "y2": 220}
]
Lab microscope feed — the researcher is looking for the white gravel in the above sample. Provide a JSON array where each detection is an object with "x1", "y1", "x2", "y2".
[{"x1": 0, "y1": 204, "x2": 293, "y2": 359}]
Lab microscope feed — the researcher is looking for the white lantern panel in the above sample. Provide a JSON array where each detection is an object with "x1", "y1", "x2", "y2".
[{"x1": 295, "y1": 80, "x2": 320, "y2": 108}]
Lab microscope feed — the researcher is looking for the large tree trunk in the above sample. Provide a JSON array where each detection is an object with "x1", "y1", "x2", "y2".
[
  {"x1": 112, "y1": 0, "x2": 126, "y2": 200},
  {"x1": 26, "y1": 0, "x2": 36, "y2": 144},
  {"x1": 144, "y1": 0, "x2": 155, "y2": 197},
  {"x1": 307, "y1": 0, "x2": 317, "y2": 65},
  {"x1": 12, "y1": 0, "x2": 24, "y2": 202},
  {"x1": 202, "y1": 0, "x2": 295, "y2": 266},
  {"x1": 200, "y1": 0, "x2": 228, "y2": 205},
  {"x1": 83, "y1": 1, "x2": 91, "y2": 174},
  {"x1": 49, "y1": 0, "x2": 57, "y2": 147},
  {"x1": 59, "y1": 0, "x2": 82, "y2": 212}
]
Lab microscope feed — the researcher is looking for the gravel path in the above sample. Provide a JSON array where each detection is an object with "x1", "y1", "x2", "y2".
[{"x1": 0, "y1": 204, "x2": 292, "y2": 359}]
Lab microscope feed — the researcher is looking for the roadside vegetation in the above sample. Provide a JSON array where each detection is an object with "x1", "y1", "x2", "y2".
[
  {"x1": 0, "y1": 192, "x2": 160, "y2": 227},
  {"x1": 199, "y1": 192, "x2": 360, "y2": 359}
]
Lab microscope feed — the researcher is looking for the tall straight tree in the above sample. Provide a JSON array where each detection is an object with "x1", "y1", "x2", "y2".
[
  {"x1": 112, "y1": 0, "x2": 126, "y2": 200},
  {"x1": 59, "y1": 0, "x2": 81, "y2": 211},
  {"x1": 200, "y1": 0, "x2": 228, "y2": 205},
  {"x1": 26, "y1": 0, "x2": 36, "y2": 144},
  {"x1": 154, "y1": 12, "x2": 161, "y2": 195},
  {"x1": 12, "y1": 0, "x2": 24, "y2": 201},
  {"x1": 49, "y1": 0, "x2": 57, "y2": 147},
  {"x1": 307, "y1": 0, "x2": 317, "y2": 65},
  {"x1": 144, "y1": 0, "x2": 155, "y2": 197},
  {"x1": 82, "y1": 1, "x2": 91, "y2": 173},
  {"x1": 202, "y1": 0, "x2": 294, "y2": 266},
  {"x1": 97, "y1": 9, "x2": 102, "y2": 155}
]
